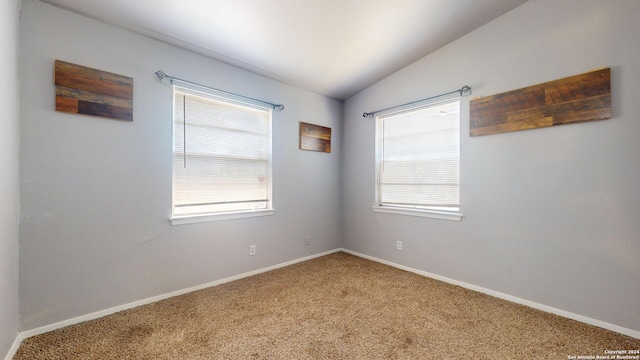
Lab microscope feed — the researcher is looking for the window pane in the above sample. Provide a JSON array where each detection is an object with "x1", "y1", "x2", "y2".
[
  {"x1": 174, "y1": 155, "x2": 269, "y2": 204},
  {"x1": 173, "y1": 88, "x2": 272, "y2": 216},
  {"x1": 175, "y1": 123, "x2": 268, "y2": 160},
  {"x1": 377, "y1": 100, "x2": 460, "y2": 211}
]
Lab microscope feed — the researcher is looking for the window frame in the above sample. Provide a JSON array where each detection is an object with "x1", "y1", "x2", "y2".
[
  {"x1": 373, "y1": 97, "x2": 463, "y2": 221},
  {"x1": 170, "y1": 85, "x2": 274, "y2": 225}
]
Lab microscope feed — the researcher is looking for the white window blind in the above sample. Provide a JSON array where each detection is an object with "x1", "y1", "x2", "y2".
[
  {"x1": 376, "y1": 99, "x2": 460, "y2": 212},
  {"x1": 172, "y1": 87, "x2": 272, "y2": 217}
]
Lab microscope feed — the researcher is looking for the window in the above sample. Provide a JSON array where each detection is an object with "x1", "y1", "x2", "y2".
[
  {"x1": 374, "y1": 99, "x2": 462, "y2": 221},
  {"x1": 171, "y1": 87, "x2": 273, "y2": 224}
]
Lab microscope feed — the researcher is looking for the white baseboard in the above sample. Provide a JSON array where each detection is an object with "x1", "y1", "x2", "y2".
[
  {"x1": 340, "y1": 248, "x2": 640, "y2": 339},
  {"x1": 3, "y1": 332, "x2": 24, "y2": 360},
  {"x1": 18, "y1": 248, "x2": 341, "y2": 340}
]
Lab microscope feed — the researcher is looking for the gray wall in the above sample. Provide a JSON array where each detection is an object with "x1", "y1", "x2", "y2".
[
  {"x1": 0, "y1": 0, "x2": 21, "y2": 356},
  {"x1": 19, "y1": 0, "x2": 342, "y2": 330},
  {"x1": 343, "y1": 0, "x2": 640, "y2": 332}
]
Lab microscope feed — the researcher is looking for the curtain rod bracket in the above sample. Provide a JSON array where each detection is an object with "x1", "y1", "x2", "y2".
[{"x1": 154, "y1": 70, "x2": 285, "y2": 111}]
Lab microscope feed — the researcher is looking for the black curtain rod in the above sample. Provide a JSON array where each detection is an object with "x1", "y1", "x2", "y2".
[
  {"x1": 362, "y1": 85, "x2": 471, "y2": 118},
  {"x1": 155, "y1": 70, "x2": 285, "y2": 111}
]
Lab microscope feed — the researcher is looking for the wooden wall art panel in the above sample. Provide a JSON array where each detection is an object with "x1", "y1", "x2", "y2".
[
  {"x1": 470, "y1": 68, "x2": 610, "y2": 136},
  {"x1": 300, "y1": 122, "x2": 331, "y2": 153},
  {"x1": 55, "y1": 60, "x2": 133, "y2": 121}
]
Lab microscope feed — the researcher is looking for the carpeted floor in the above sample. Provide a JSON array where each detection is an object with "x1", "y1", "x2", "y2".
[{"x1": 15, "y1": 252, "x2": 640, "y2": 359}]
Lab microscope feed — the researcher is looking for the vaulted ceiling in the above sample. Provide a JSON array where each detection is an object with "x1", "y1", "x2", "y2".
[{"x1": 42, "y1": 0, "x2": 527, "y2": 100}]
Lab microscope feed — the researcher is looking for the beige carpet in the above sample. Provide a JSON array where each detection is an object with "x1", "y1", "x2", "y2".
[{"x1": 15, "y1": 252, "x2": 640, "y2": 359}]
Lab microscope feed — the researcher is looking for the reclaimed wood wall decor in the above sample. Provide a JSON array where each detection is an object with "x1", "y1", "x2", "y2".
[
  {"x1": 55, "y1": 60, "x2": 133, "y2": 121},
  {"x1": 470, "y1": 68, "x2": 611, "y2": 136},
  {"x1": 300, "y1": 122, "x2": 331, "y2": 153}
]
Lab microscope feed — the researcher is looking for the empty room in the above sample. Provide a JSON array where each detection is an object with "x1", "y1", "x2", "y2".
[{"x1": 1, "y1": 0, "x2": 639, "y2": 359}]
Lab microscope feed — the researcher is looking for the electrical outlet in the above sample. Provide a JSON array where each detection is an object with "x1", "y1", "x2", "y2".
[
  {"x1": 305, "y1": 235, "x2": 310, "y2": 246},
  {"x1": 396, "y1": 241, "x2": 403, "y2": 251},
  {"x1": 249, "y1": 245, "x2": 256, "y2": 256}
]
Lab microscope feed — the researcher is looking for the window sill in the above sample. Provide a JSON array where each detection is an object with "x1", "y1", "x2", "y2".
[
  {"x1": 170, "y1": 209, "x2": 275, "y2": 225},
  {"x1": 372, "y1": 206, "x2": 463, "y2": 221}
]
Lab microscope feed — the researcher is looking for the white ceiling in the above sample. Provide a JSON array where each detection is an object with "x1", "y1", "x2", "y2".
[{"x1": 42, "y1": 0, "x2": 527, "y2": 100}]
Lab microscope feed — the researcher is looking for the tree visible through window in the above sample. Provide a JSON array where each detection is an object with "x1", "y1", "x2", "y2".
[
  {"x1": 376, "y1": 99, "x2": 460, "y2": 213},
  {"x1": 172, "y1": 87, "x2": 272, "y2": 218}
]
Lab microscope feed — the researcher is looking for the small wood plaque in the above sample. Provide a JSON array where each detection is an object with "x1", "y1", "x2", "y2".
[
  {"x1": 300, "y1": 122, "x2": 331, "y2": 153},
  {"x1": 55, "y1": 60, "x2": 133, "y2": 121},
  {"x1": 470, "y1": 68, "x2": 611, "y2": 136}
]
